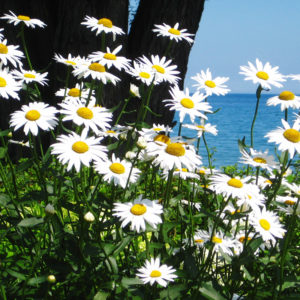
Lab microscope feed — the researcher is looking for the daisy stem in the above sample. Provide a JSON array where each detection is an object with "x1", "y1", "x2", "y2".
[
  {"x1": 177, "y1": 123, "x2": 182, "y2": 136},
  {"x1": 101, "y1": 31, "x2": 106, "y2": 52},
  {"x1": 277, "y1": 198, "x2": 300, "y2": 298},
  {"x1": 163, "y1": 40, "x2": 174, "y2": 57},
  {"x1": 202, "y1": 132, "x2": 213, "y2": 172},
  {"x1": 250, "y1": 85, "x2": 263, "y2": 148},
  {"x1": 284, "y1": 108, "x2": 288, "y2": 122},
  {"x1": 196, "y1": 137, "x2": 201, "y2": 155},
  {"x1": 164, "y1": 168, "x2": 174, "y2": 209},
  {"x1": 19, "y1": 23, "x2": 33, "y2": 70},
  {"x1": 255, "y1": 166, "x2": 260, "y2": 185},
  {"x1": 141, "y1": 81, "x2": 155, "y2": 125},
  {"x1": 114, "y1": 95, "x2": 132, "y2": 126},
  {"x1": 86, "y1": 80, "x2": 95, "y2": 107}
]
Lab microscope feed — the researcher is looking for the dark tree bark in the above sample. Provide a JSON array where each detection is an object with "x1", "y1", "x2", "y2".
[{"x1": 0, "y1": 0, "x2": 205, "y2": 131}]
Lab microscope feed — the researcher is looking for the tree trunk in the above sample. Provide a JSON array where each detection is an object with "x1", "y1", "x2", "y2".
[{"x1": 0, "y1": 0, "x2": 205, "y2": 131}]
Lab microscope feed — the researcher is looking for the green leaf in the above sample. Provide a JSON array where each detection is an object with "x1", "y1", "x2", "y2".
[
  {"x1": 159, "y1": 284, "x2": 186, "y2": 299},
  {"x1": 6, "y1": 269, "x2": 26, "y2": 281},
  {"x1": 113, "y1": 236, "x2": 133, "y2": 257},
  {"x1": 199, "y1": 282, "x2": 226, "y2": 300},
  {"x1": 0, "y1": 193, "x2": 10, "y2": 206},
  {"x1": 93, "y1": 291, "x2": 110, "y2": 300},
  {"x1": 0, "y1": 147, "x2": 7, "y2": 159},
  {"x1": 145, "y1": 105, "x2": 162, "y2": 117},
  {"x1": 27, "y1": 275, "x2": 47, "y2": 286},
  {"x1": 18, "y1": 217, "x2": 44, "y2": 227},
  {"x1": 121, "y1": 277, "x2": 143, "y2": 288},
  {"x1": 0, "y1": 129, "x2": 12, "y2": 137}
]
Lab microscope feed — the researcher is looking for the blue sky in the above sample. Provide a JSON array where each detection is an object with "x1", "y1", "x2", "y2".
[{"x1": 185, "y1": 0, "x2": 300, "y2": 93}]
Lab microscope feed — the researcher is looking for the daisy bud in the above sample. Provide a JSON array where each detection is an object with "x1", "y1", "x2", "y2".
[
  {"x1": 119, "y1": 133, "x2": 127, "y2": 141},
  {"x1": 47, "y1": 275, "x2": 56, "y2": 283},
  {"x1": 45, "y1": 203, "x2": 55, "y2": 215},
  {"x1": 84, "y1": 211, "x2": 95, "y2": 223},
  {"x1": 125, "y1": 151, "x2": 136, "y2": 160},
  {"x1": 7, "y1": 132, "x2": 13, "y2": 138},
  {"x1": 137, "y1": 136, "x2": 147, "y2": 149}
]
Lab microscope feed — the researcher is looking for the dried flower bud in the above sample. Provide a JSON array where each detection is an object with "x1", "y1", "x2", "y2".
[
  {"x1": 47, "y1": 275, "x2": 56, "y2": 283},
  {"x1": 125, "y1": 151, "x2": 136, "y2": 160}
]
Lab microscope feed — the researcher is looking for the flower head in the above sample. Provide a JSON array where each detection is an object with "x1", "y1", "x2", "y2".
[
  {"x1": 51, "y1": 130, "x2": 107, "y2": 172},
  {"x1": 10, "y1": 102, "x2": 58, "y2": 136},
  {"x1": 0, "y1": 39, "x2": 24, "y2": 68},
  {"x1": 1, "y1": 11, "x2": 46, "y2": 28},
  {"x1": 12, "y1": 68, "x2": 48, "y2": 86},
  {"x1": 137, "y1": 257, "x2": 177, "y2": 287},
  {"x1": 163, "y1": 86, "x2": 212, "y2": 123},
  {"x1": 113, "y1": 195, "x2": 163, "y2": 232},
  {"x1": 267, "y1": 91, "x2": 300, "y2": 111},
  {"x1": 191, "y1": 68, "x2": 230, "y2": 96},
  {"x1": 0, "y1": 63, "x2": 22, "y2": 100},
  {"x1": 239, "y1": 58, "x2": 285, "y2": 89},
  {"x1": 153, "y1": 22, "x2": 194, "y2": 44}
]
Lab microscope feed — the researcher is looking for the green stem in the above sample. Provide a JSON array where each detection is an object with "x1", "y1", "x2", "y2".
[
  {"x1": 202, "y1": 132, "x2": 212, "y2": 172},
  {"x1": 177, "y1": 123, "x2": 182, "y2": 136},
  {"x1": 250, "y1": 85, "x2": 263, "y2": 148}
]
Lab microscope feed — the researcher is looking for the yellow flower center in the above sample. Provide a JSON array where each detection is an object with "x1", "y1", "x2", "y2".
[
  {"x1": 279, "y1": 91, "x2": 295, "y2": 101},
  {"x1": 89, "y1": 63, "x2": 106, "y2": 72},
  {"x1": 253, "y1": 157, "x2": 267, "y2": 164},
  {"x1": 150, "y1": 270, "x2": 162, "y2": 278},
  {"x1": 195, "y1": 239, "x2": 204, "y2": 243},
  {"x1": 239, "y1": 236, "x2": 251, "y2": 243},
  {"x1": 265, "y1": 179, "x2": 272, "y2": 185},
  {"x1": 256, "y1": 71, "x2": 269, "y2": 81},
  {"x1": 180, "y1": 98, "x2": 194, "y2": 109},
  {"x1": 165, "y1": 143, "x2": 186, "y2": 157},
  {"x1": 97, "y1": 18, "x2": 113, "y2": 28},
  {"x1": 196, "y1": 125, "x2": 205, "y2": 129},
  {"x1": 25, "y1": 110, "x2": 41, "y2": 121},
  {"x1": 72, "y1": 141, "x2": 89, "y2": 153},
  {"x1": 168, "y1": 28, "x2": 181, "y2": 35},
  {"x1": 0, "y1": 77, "x2": 7, "y2": 87},
  {"x1": 154, "y1": 134, "x2": 170, "y2": 144},
  {"x1": 231, "y1": 209, "x2": 241, "y2": 215},
  {"x1": 212, "y1": 236, "x2": 222, "y2": 243},
  {"x1": 106, "y1": 130, "x2": 116, "y2": 133},
  {"x1": 65, "y1": 60, "x2": 76, "y2": 66},
  {"x1": 205, "y1": 80, "x2": 216, "y2": 88},
  {"x1": 17, "y1": 15, "x2": 31, "y2": 21},
  {"x1": 283, "y1": 129, "x2": 300, "y2": 143},
  {"x1": 0, "y1": 43, "x2": 8, "y2": 54},
  {"x1": 104, "y1": 53, "x2": 117, "y2": 60},
  {"x1": 109, "y1": 162, "x2": 125, "y2": 174},
  {"x1": 259, "y1": 219, "x2": 271, "y2": 231},
  {"x1": 76, "y1": 107, "x2": 93, "y2": 119},
  {"x1": 152, "y1": 65, "x2": 165, "y2": 74},
  {"x1": 284, "y1": 200, "x2": 295, "y2": 205},
  {"x1": 139, "y1": 72, "x2": 150, "y2": 79},
  {"x1": 24, "y1": 73, "x2": 36, "y2": 79},
  {"x1": 130, "y1": 204, "x2": 147, "y2": 216},
  {"x1": 67, "y1": 88, "x2": 80, "y2": 97},
  {"x1": 227, "y1": 178, "x2": 243, "y2": 188},
  {"x1": 153, "y1": 127, "x2": 163, "y2": 131},
  {"x1": 199, "y1": 169, "x2": 206, "y2": 174}
]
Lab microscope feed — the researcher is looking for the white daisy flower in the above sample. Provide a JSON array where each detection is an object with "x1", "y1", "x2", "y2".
[
  {"x1": 239, "y1": 148, "x2": 279, "y2": 172},
  {"x1": 209, "y1": 229, "x2": 235, "y2": 256},
  {"x1": 9, "y1": 102, "x2": 58, "y2": 136},
  {"x1": 267, "y1": 91, "x2": 300, "y2": 111},
  {"x1": 183, "y1": 122, "x2": 218, "y2": 137},
  {"x1": 193, "y1": 230, "x2": 210, "y2": 247},
  {"x1": 0, "y1": 39, "x2": 24, "y2": 68},
  {"x1": 276, "y1": 195, "x2": 298, "y2": 207},
  {"x1": 234, "y1": 231, "x2": 255, "y2": 255},
  {"x1": 163, "y1": 86, "x2": 212, "y2": 123},
  {"x1": 54, "y1": 53, "x2": 85, "y2": 68},
  {"x1": 73, "y1": 61, "x2": 120, "y2": 85},
  {"x1": 130, "y1": 83, "x2": 141, "y2": 98},
  {"x1": 55, "y1": 83, "x2": 95, "y2": 105},
  {"x1": 12, "y1": 68, "x2": 48, "y2": 86},
  {"x1": 163, "y1": 167, "x2": 199, "y2": 180},
  {"x1": 81, "y1": 16, "x2": 124, "y2": 36},
  {"x1": 147, "y1": 141, "x2": 202, "y2": 171},
  {"x1": 139, "y1": 123, "x2": 173, "y2": 142},
  {"x1": 286, "y1": 74, "x2": 300, "y2": 82},
  {"x1": 138, "y1": 55, "x2": 180, "y2": 85},
  {"x1": 113, "y1": 195, "x2": 163, "y2": 233},
  {"x1": 136, "y1": 257, "x2": 177, "y2": 287},
  {"x1": 126, "y1": 61, "x2": 156, "y2": 86},
  {"x1": 0, "y1": 63, "x2": 22, "y2": 100},
  {"x1": 191, "y1": 68, "x2": 230, "y2": 96},
  {"x1": 180, "y1": 199, "x2": 201, "y2": 211},
  {"x1": 1, "y1": 11, "x2": 46, "y2": 28},
  {"x1": 98, "y1": 128, "x2": 120, "y2": 139},
  {"x1": 239, "y1": 58, "x2": 285, "y2": 90},
  {"x1": 265, "y1": 119, "x2": 300, "y2": 158},
  {"x1": 59, "y1": 99, "x2": 112, "y2": 134},
  {"x1": 236, "y1": 192, "x2": 265, "y2": 212},
  {"x1": 249, "y1": 207, "x2": 286, "y2": 243},
  {"x1": 51, "y1": 130, "x2": 107, "y2": 172},
  {"x1": 153, "y1": 22, "x2": 194, "y2": 44},
  {"x1": 94, "y1": 154, "x2": 140, "y2": 188},
  {"x1": 88, "y1": 45, "x2": 131, "y2": 71},
  {"x1": 284, "y1": 182, "x2": 300, "y2": 196},
  {"x1": 210, "y1": 173, "x2": 258, "y2": 200}
]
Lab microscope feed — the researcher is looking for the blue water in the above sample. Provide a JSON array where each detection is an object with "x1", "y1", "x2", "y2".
[{"x1": 172, "y1": 93, "x2": 293, "y2": 168}]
